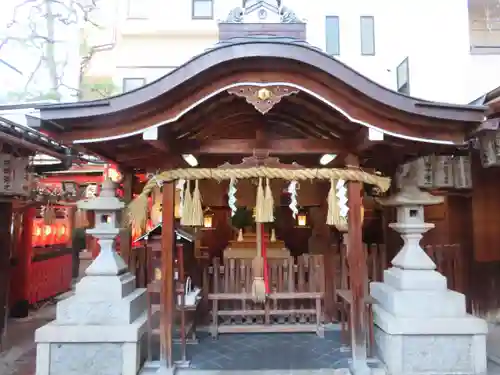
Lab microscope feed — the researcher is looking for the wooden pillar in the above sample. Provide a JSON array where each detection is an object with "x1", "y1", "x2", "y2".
[
  {"x1": 346, "y1": 156, "x2": 370, "y2": 374},
  {"x1": 120, "y1": 171, "x2": 133, "y2": 267},
  {"x1": 0, "y1": 201, "x2": 13, "y2": 347},
  {"x1": 160, "y1": 182, "x2": 175, "y2": 368}
]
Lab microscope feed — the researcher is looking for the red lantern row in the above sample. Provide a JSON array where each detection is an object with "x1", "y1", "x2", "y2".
[{"x1": 32, "y1": 219, "x2": 70, "y2": 247}]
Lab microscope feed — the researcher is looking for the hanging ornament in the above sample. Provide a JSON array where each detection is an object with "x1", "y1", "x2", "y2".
[
  {"x1": 176, "y1": 179, "x2": 185, "y2": 218},
  {"x1": 191, "y1": 180, "x2": 204, "y2": 227},
  {"x1": 336, "y1": 179, "x2": 349, "y2": 219},
  {"x1": 255, "y1": 178, "x2": 265, "y2": 223},
  {"x1": 228, "y1": 177, "x2": 238, "y2": 217},
  {"x1": 263, "y1": 178, "x2": 274, "y2": 223},
  {"x1": 180, "y1": 180, "x2": 192, "y2": 227},
  {"x1": 287, "y1": 180, "x2": 298, "y2": 218}
]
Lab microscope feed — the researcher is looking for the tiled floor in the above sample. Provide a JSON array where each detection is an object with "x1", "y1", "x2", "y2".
[{"x1": 171, "y1": 332, "x2": 351, "y2": 371}]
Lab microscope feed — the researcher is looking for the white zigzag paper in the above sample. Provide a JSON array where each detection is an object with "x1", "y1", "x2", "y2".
[
  {"x1": 228, "y1": 178, "x2": 237, "y2": 217},
  {"x1": 336, "y1": 179, "x2": 349, "y2": 218},
  {"x1": 287, "y1": 180, "x2": 299, "y2": 219}
]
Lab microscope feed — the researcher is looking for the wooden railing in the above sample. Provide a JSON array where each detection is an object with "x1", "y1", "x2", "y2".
[
  {"x1": 323, "y1": 243, "x2": 387, "y2": 322},
  {"x1": 204, "y1": 254, "x2": 325, "y2": 337}
]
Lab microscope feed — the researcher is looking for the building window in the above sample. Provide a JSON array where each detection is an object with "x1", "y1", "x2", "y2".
[
  {"x1": 396, "y1": 57, "x2": 410, "y2": 95},
  {"x1": 126, "y1": 0, "x2": 148, "y2": 19},
  {"x1": 469, "y1": 1, "x2": 500, "y2": 54},
  {"x1": 325, "y1": 16, "x2": 340, "y2": 56},
  {"x1": 122, "y1": 78, "x2": 146, "y2": 93},
  {"x1": 192, "y1": 0, "x2": 213, "y2": 19},
  {"x1": 360, "y1": 16, "x2": 375, "y2": 55}
]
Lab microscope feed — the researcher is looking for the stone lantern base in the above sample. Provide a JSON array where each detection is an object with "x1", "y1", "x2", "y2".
[
  {"x1": 371, "y1": 267, "x2": 487, "y2": 375},
  {"x1": 35, "y1": 272, "x2": 148, "y2": 375}
]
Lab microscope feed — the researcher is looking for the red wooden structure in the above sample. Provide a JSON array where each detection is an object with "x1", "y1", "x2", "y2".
[{"x1": 9, "y1": 205, "x2": 73, "y2": 307}]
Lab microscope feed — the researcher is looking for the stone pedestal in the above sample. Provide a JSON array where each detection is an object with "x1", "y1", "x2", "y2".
[
  {"x1": 372, "y1": 181, "x2": 487, "y2": 375},
  {"x1": 35, "y1": 180, "x2": 148, "y2": 375},
  {"x1": 35, "y1": 273, "x2": 147, "y2": 375},
  {"x1": 371, "y1": 269, "x2": 487, "y2": 375}
]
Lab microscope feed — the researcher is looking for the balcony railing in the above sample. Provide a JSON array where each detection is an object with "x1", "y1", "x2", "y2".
[{"x1": 470, "y1": 45, "x2": 500, "y2": 55}]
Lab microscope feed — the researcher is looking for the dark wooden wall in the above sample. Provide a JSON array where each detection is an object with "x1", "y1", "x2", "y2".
[{"x1": 467, "y1": 154, "x2": 500, "y2": 316}]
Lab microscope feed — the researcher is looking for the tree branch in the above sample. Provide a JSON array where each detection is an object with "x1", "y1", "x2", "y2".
[{"x1": 2, "y1": 0, "x2": 104, "y2": 102}]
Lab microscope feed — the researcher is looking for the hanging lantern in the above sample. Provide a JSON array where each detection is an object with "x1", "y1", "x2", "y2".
[
  {"x1": 296, "y1": 208, "x2": 308, "y2": 227},
  {"x1": 453, "y1": 155, "x2": 472, "y2": 189},
  {"x1": 433, "y1": 155, "x2": 454, "y2": 188},
  {"x1": 42, "y1": 224, "x2": 54, "y2": 246},
  {"x1": 478, "y1": 130, "x2": 500, "y2": 168},
  {"x1": 203, "y1": 208, "x2": 214, "y2": 229},
  {"x1": 107, "y1": 166, "x2": 123, "y2": 184},
  {"x1": 150, "y1": 187, "x2": 162, "y2": 226},
  {"x1": 32, "y1": 220, "x2": 43, "y2": 247},
  {"x1": 57, "y1": 222, "x2": 68, "y2": 244}
]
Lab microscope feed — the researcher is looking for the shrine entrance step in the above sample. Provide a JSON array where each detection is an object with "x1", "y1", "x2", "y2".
[
  {"x1": 141, "y1": 369, "x2": 354, "y2": 375},
  {"x1": 178, "y1": 332, "x2": 349, "y2": 371},
  {"x1": 176, "y1": 370, "x2": 352, "y2": 375}
]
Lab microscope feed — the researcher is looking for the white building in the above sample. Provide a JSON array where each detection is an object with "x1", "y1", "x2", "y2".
[{"x1": 85, "y1": 0, "x2": 500, "y2": 104}]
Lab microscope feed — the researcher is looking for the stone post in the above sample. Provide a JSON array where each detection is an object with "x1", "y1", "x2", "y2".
[
  {"x1": 372, "y1": 181, "x2": 487, "y2": 375},
  {"x1": 35, "y1": 180, "x2": 148, "y2": 375}
]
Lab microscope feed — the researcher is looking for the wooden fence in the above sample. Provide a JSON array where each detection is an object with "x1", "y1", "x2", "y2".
[
  {"x1": 135, "y1": 241, "x2": 464, "y2": 338},
  {"x1": 204, "y1": 254, "x2": 325, "y2": 337},
  {"x1": 425, "y1": 244, "x2": 464, "y2": 293}
]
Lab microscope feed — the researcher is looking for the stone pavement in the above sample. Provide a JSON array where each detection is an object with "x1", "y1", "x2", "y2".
[
  {"x1": 2, "y1": 252, "x2": 500, "y2": 375},
  {"x1": 0, "y1": 303, "x2": 56, "y2": 375},
  {"x1": 0, "y1": 255, "x2": 91, "y2": 375},
  {"x1": 3, "y1": 301, "x2": 500, "y2": 375}
]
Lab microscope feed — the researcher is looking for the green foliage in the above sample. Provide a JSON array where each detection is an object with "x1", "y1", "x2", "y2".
[
  {"x1": 230, "y1": 206, "x2": 254, "y2": 229},
  {"x1": 79, "y1": 75, "x2": 119, "y2": 100}
]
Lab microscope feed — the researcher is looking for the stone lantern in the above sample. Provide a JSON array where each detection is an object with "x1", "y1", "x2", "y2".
[
  {"x1": 35, "y1": 179, "x2": 147, "y2": 375},
  {"x1": 78, "y1": 179, "x2": 127, "y2": 276},
  {"x1": 371, "y1": 166, "x2": 487, "y2": 375}
]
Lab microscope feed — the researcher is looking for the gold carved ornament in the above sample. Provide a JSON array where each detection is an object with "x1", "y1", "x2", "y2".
[{"x1": 227, "y1": 85, "x2": 300, "y2": 114}]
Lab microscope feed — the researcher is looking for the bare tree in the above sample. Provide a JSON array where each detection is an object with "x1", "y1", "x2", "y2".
[{"x1": 1, "y1": 0, "x2": 107, "y2": 102}]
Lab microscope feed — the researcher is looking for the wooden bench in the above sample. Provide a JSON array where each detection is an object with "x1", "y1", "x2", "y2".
[
  {"x1": 336, "y1": 289, "x2": 376, "y2": 356},
  {"x1": 209, "y1": 291, "x2": 324, "y2": 337}
]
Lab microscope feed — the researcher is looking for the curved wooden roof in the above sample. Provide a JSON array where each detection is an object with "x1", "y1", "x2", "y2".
[{"x1": 31, "y1": 37, "x2": 486, "y2": 171}]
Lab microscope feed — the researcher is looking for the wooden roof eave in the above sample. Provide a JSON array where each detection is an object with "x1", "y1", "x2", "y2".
[{"x1": 33, "y1": 39, "x2": 486, "y2": 131}]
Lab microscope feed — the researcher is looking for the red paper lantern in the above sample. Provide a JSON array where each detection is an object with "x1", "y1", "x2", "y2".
[
  {"x1": 32, "y1": 220, "x2": 43, "y2": 247},
  {"x1": 56, "y1": 222, "x2": 68, "y2": 244},
  {"x1": 42, "y1": 224, "x2": 55, "y2": 246}
]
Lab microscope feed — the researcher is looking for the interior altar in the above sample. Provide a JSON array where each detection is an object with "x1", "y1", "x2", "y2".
[{"x1": 223, "y1": 231, "x2": 290, "y2": 259}]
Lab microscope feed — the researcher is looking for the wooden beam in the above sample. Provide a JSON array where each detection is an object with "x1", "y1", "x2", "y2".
[
  {"x1": 188, "y1": 138, "x2": 346, "y2": 154},
  {"x1": 146, "y1": 139, "x2": 170, "y2": 153},
  {"x1": 160, "y1": 182, "x2": 175, "y2": 369},
  {"x1": 349, "y1": 128, "x2": 382, "y2": 153},
  {"x1": 115, "y1": 150, "x2": 162, "y2": 162}
]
